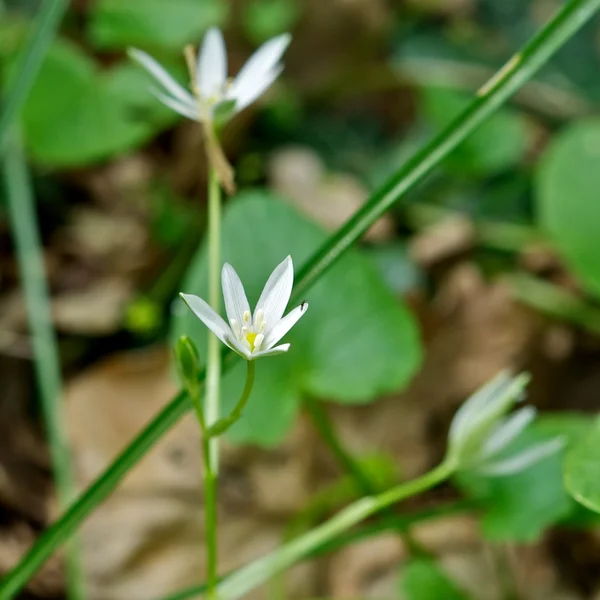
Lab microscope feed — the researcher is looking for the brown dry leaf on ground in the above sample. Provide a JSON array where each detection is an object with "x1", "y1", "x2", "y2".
[{"x1": 268, "y1": 146, "x2": 394, "y2": 242}]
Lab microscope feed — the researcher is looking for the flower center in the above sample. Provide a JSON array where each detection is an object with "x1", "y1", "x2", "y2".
[{"x1": 245, "y1": 331, "x2": 258, "y2": 351}]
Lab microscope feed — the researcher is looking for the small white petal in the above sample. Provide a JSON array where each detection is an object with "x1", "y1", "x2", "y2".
[
  {"x1": 256, "y1": 255, "x2": 294, "y2": 332},
  {"x1": 252, "y1": 343, "x2": 291, "y2": 359},
  {"x1": 231, "y1": 66, "x2": 282, "y2": 112},
  {"x1": 222, "y1": 263, "x2": 251, "y2": 326},
  {"x1": 224, "y1": 333, "x2": 252, "y2": 360},
  {"x1": 263, "y1": 303, "x2": 308, "y2": 349},
  {"x1": 152, "y1": 89, "x2": 200, "y2": 121},
  {"x1": 449, "y1": 371, "x2": 513, "y2": 446},
  {"x1": 228, "y1": 33, "x2": 290, "y2": 110},
  {"x1": 180, "y1": 293, "x2": 231, "y2": 347},
  {"x1": 129, "y1": 48, "x2": 195, "y2": 105},
  {"x1": 197, "y1": 27, "x2": 227, "y2": 99},
  {"x1": 477, "y1": 438, "x2": 564, "y2": 476},
  {"x1": 480, "y1": 406, "x2": 536, "y2": 459}
]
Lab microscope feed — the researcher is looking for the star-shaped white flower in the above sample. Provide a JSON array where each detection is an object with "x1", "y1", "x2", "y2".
[
  {"x1": 180, "y1": 256, "x2": 308, "y2": 361},
  {"x1": 129, "y1": 27, "x2": 291, "y2": 124},
  {"x1": 447, "y1": 371, "x2": 564, "y2": 476}
]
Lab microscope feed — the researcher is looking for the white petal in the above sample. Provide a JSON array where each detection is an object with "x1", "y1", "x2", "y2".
[
  {"x1": 228, "y1": 33, "x2": 290, "y2": 110},
  {"x1": 179, "y1": 293, "x2": 231, "y2": 347},
  {"x1": 231, "y1": 66, "x2": 282, "y2": 113},
  {"x1": 197, "y1": 27, "x2": 227, "y2": 99},
  {"x1": 222, "y1": 263, "x2": 251, "y2": 326},
  {"x1": 256, "y1": 255, "x2": 294, "y2": 331},
  {"x1": 152, "y1": 89, "x2": 200, "y2": 121},
  {"x1": 449, "y1": 371, "x2": 513, "y2": 446},
  {"x1": 477, "y1": 438, "x2": 564, "y2": 476},
  {"x1": 263, "y1": 303, "x2": 308, "y2": 349},
  {"x1": 128, "y1": 48, "x2": 195, "y2": 105},
  {"x1": 252, "y1": 343, "x2": 291, "y2": 359},
  {"x1": 223, "y1": 333, "x2": 252, "y2": 360},
  {"x1": 480, "y1": 406, "x2": 536, "y2": 459}
]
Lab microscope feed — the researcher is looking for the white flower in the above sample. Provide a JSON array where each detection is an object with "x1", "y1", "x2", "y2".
[
  {"x1": 129, "y1": 27, "x2": 291, "y2": 124},
  {"x1": 180, "y1": 256, "x2": 308, "y2": 361},
  {"x1": 447, "y1": 371, "x2": 564, "y2": 476}
]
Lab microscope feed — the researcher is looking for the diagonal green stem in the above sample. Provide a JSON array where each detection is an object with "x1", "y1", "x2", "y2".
[
  {"x1": 2, "y1": 133, "x2": 85, "y2": 598},
  {"x1": 215, "y1": 460, "x2": 455, "y2": 599},
  {"x1": 0, "y1": 0, "x2": 598, "y2": 595},
  {"x1": 0, "y1": 0, "x2": 70, "y2": 150}
]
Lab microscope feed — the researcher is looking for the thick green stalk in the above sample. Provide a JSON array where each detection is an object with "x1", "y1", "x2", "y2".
[
  {"x1": 2, "y1": 134, "x2": 85, "y2": 598},
  {"x1": 216, "y1": 460, "x2": 455, "y2": 599},
  {"x1": 205, "y1": 167, "x2": 222, "y2": 471},
  {"x1": 0, "y1": 0, "x2": 70, "y2": 150},
  {"x1": 0, "y1": 0, "x2": 598, "y2": 595}
]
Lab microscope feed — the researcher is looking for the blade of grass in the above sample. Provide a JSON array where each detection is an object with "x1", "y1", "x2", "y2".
[
  {"x1": 0, "y1": 0, "x2": 70, "y2": 150},
  {"x1": 0, "y1": 0, "x2": 598, "y2": 595},
  {"x1": 2, "y1": 132, "x2": 85, "y2": 598}
]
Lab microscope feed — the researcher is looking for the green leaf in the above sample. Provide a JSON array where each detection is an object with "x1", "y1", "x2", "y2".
[
  {"x1": 399, "y1": 558, "x2": 471, "y2": 600},
  {"x1": 19, "y1": 39, "x2": 178, "y2": 166},
  {"x1": 171, "y1": 191, "x2": 422, "y2": 445},
  {"x1": 88, "y1": 0, "x2": 228, "y2": 50},
  {"x1": 243, "y1": 0, "x2": 299, "y2": 44},
  {"x1": 420, "y1": 87, "x2": 528, "y2": 175},
  {"x1": 455, "y1": 413, "x2": 590, "y2": 542},
  {"x1": 536, "y1": 118, "x2": 600, "y2": 298},
  {"x1": 564, "y1": 416, "x2": 600, "y2": 513}
]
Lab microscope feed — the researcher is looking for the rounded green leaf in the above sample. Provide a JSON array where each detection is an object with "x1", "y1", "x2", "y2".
[
  {"x1": 565, "y1": 416, "x2": 600, "y2": 513},
  {"x1": 537, "y1": 118, "x2": 600, "y2": 298},
  {"x1": 88, "y1": 0, "x2": 228, "y2": 50},
  {"x1": 399, "y1": 558, "x2": 471, "y2": 600},
  {"x1": 171, "y1": 191, "x2": 422, "y2": 445}
]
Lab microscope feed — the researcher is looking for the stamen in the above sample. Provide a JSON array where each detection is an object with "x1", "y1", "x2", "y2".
[
  {"x1": 254, "y1": 309, "x2": 265, "y2": 330},
  {"x1": 254, "y1": 333, "x2": 264, "y2": 351},
  {"x1": 230, "y1": 318, "x2": 241, "y2": 339},
  {"x1": 243, "y1": 310, "x2": 251, "y2": 323}
]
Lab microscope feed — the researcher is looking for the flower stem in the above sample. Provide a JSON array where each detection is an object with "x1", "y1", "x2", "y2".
[
  {"x1": 216, "y1": 460, "x2": 456, "y2": 600},
  {"x1": 205, "y1": 166, "x2": 222, "y2": 471},
  {"x1": 207, "y1": 361, "x2": 255, "y2": 437},
  {"x1": 2, "y1": 132, "x2": 85, "y2": 599}
]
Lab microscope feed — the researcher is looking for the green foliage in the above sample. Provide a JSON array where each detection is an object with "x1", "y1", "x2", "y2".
[
  {"x1": 243, "y1": 0, "x2": 299, "y2": 44},
  {"x1": 420, "y1": 87, "x2": 528, "y2": 175},
  {"x1": 399, "y1": 558, "x2": 471, "y2": 600},
  {"x1": 536, "y1": 118, "x2": 600, "y2": 298},
  {"x1": 19, "y1": 39, "x2": 178, "y2": 166},
  {"x1": 171, "y1": 191, "x2": 422, "y2": 445},
  {"x1": 456, "y1": 413, "x2": 590, "y2": 542},
  {"x1": 88, "y1": 0, "x2": 227, "y2": 50},
  {"x1": 564, "y1": 416, "x2": 600, "y2": 513}
]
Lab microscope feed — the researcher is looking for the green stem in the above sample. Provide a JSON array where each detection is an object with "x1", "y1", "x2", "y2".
[
  {"x1": 202, "y1": 434, "x2": 219, "y2": 600},
  {"x1": 205, "y1": 167, "x2": 222, "y2": 471},
  {"x1": 216, "y1": 460, "x2": 455, "y2": 600},
  {"x1": 2, "y1": 133, "x2": 85, "y2": 599},
  {"x1": 0, "y1": 0, "x2": 598, "y2": 595},
  {"x1": 0, "y1": 0, "x2": 70, "y2": 150},
  {"x1": 303, "y1": 396, "x2": 426, "y2": 556},
  {"x1": 207, "y1": 361, "x2": 255, "y2": 437},
  {"x1": 303, "y1": 396, "x2": 376, "y2": 496},
  {"x1": 158, "y1": 500, "x2": 473, "y2": 600}
]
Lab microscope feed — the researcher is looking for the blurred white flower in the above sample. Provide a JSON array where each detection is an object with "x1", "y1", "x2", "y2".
[
  {"x1": 181, "y1": 256, "x2": 308, "y2": 361},
  {"x1": 447, "y1": 371, "x2": 563, "y2": 475},
  {"x1": 129, "y1": 27, "x2": 291, "y2": 125}
]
